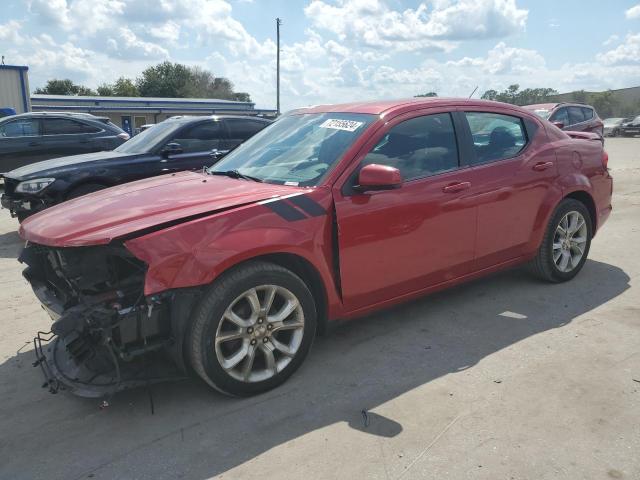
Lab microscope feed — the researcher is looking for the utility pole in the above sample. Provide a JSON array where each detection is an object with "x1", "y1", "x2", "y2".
[{"x1": 276, "y1": 17, "x2": 282, "y2": 115}]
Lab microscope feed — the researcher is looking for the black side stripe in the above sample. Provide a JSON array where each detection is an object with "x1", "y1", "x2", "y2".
[
  {"x1": 287, "y1": 195, "x2": 327, "y2": 217},
  {"x1": 265, "y1": 200, "x2": 307, "y2": 221}
]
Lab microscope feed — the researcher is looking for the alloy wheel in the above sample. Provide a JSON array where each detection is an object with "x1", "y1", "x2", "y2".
[
  {"x1": 214, "y1": 285, "x2": 305, "y2": 383},
  {"x1": 552, "y1": 210, "x2": 588, "y2": 273}
]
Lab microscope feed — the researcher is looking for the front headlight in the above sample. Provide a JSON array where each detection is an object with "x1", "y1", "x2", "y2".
[{"x1": 15, "y1": 178, "x2": 55, "y2": 194}]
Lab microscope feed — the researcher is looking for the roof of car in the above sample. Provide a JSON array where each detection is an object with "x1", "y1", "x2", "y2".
[
  {"x1": 164, "y1": 115, "x2": 272, "y2": 124},
  {"x1": 288, "y1": 98, "x2": 530, "y2": 116},
  {"x1": 2, "y1": 112, "x2": 108, "y2": 121}
]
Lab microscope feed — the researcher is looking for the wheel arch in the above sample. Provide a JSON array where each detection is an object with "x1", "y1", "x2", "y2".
[
  {"x1": 226, "y1": 252, "x2": 330, "y2": 335},
  {"x1": 563, "y1": 189, "x2": 597, "y2": 233}
]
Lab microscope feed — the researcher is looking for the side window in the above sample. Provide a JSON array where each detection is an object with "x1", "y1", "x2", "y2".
[
  {"x1": 225, "y1": 118, "x2": 268, "y2": 141},
  {"x1": 464, "y1": 112, "x2": 527, "y2": 165},
  {"x1": 581, "y1": 107, "x2": 593, "y2": 120},
  {"x1": 43, "y1": 118, "x2": 94, "y2": 135},
  {"x1": 568, "y1": 106, "x2": 585, "y2": 125},
  {"x1": 0, "y1": 119, "x2": 41, "y2": 137},
  {"x1": 172, "y1": 121, "x2": 224, "y2": 153},
  {"x1": 361, "y1": 113, "x2": 459, "y2": 181},
  {"x1": 550, "y1": 107, "x2": 569, "y2": 126}
]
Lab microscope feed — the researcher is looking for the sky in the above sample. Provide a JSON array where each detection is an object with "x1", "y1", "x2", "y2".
[{"x1": 1, "y1": 0, "x2": 640, "y2": 111}]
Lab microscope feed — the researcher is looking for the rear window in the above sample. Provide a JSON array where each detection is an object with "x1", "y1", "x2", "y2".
[{"x1": 581, "y1": 107, "x2": 594, "y2": 120}]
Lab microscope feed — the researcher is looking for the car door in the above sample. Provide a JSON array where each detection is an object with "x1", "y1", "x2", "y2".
[
  {"x1": 159, "y1": 120, "x2": 227, "y2": 173},
  {"x1": 459, "y1": 109, "x2": 558, "y2": 270},
  {"x1": 333, "y1": 109, "x2": 477, "y2": 312},
  {"x1": 0, "y1": 117, "x2": 45, "y2": 172},
  {"x1": 566, "y1": 106, "x2": 587, "y2": 132},
  {"x1": 222, "y1": 118, "x2": 269, "y2": 151},
  {"x1": 41, "y1": 117, "x2": 100, "y2": 158}
]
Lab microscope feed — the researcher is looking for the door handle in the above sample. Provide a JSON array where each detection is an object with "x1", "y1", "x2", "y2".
[
  {"x1": 532, "y1": 161, "x2": 553, "y2": 171},
  {"x1": 442, "y1": 181, "x2": 471, "y2": 193}
]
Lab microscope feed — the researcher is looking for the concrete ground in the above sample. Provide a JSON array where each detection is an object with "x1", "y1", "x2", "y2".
[{"x1": 0, "y1": 138, "x2": 638, "y2": 480}]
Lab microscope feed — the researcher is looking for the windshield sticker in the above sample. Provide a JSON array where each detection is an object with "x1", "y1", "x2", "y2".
[
  {"x1": 319, "y1": 119, "x2": 364, "y2": 132},
  {"x1": 284, "y1": 181, "x2": 299, "y2": 186}
]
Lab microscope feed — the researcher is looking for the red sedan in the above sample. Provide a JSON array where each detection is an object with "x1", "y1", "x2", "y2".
[{"x1": 19, "y1": 98, "x2": 613, "y2": 398}]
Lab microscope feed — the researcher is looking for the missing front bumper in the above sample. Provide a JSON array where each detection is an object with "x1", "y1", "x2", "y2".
[{"x1": 33, "y1": 330, "x2": 186, "y2": 398}]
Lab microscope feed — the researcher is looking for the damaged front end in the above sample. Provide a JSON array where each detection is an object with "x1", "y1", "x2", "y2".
[{"x1": 21, "y1": 242, "x2": 196, "y2": 398}]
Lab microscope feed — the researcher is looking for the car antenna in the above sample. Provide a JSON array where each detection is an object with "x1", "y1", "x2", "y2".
[{"x1": 468, "y1": 86, "x2": 478, "y2": 98}]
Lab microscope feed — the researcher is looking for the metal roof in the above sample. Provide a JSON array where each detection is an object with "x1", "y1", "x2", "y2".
[{"x1": 31, "y1": 94, "x2": 254, "y2": 106}]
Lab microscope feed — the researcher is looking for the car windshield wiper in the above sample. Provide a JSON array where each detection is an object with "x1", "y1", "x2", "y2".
[{"x1": 209, "y1": 169, "x2": 263, "y2": 182}]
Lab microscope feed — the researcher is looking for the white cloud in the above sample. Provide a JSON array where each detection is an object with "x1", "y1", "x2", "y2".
[
  {"x1": 603, "y1": 34, "x2": 619, "y2": 46},
  {"x1": 625, "y1": 4, "x2": 640, "y2": 19},
  {"x1": 0, "y1": 20, "x2": 24, "y2": 45},
  {"x1": 597, "y1": 33, "x2": 640, "y2": 65},
  {"x1": 108, "y1": 27, "x2": 170, "y2": 60},
  {"x1": 304, "y1": 0, "x2": 527, "y2": 52}
]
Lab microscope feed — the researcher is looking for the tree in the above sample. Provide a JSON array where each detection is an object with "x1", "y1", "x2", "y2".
[
  {"x1": 136, "y1": 62, "x2": 195, "y2": 98},
  {"x1": 34, "y1": 79, "x2": 95, "y2": 96},
  {"x1": 571, "y1": 90, "x2": 588, "y2": 103},
  {"x1": 481, "y1": 85, "x2": 558, "y2": 105},
  {"x1": 590, "y1": 90, "x2": 618, "y2": 118},
  {"x1": 97, "y1": 77, "x2": 139, "y2": 97},
  {"x1": 414, "y1": 92, "x2": 438, "y2": 97}
]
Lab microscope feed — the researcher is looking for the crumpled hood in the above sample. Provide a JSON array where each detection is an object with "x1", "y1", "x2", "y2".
[
  {"x1": 7, "y1": 151, "x2": 129, "y2": 179},
  {"x1": 20, "y1": 171, "x2": 304, "y2": 247}
]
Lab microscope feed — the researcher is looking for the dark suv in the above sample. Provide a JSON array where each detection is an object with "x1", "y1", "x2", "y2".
[
  {"x1": 0, "y1": 112, "x2": 129, "y2": 173},
  {"x1": 2, "y1": 115, "x2": 271, "y2": 221},
  {"x1": 523, "y1": 103, "x2": 604, "y2": 136}
]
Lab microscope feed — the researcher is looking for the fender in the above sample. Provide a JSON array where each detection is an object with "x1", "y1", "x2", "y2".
[{"x1": 124, "y1": 188, "x2": 344, "y2": 316}]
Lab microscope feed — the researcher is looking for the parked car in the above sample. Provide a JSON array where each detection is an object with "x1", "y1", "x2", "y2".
[
  {"x1": 602, "y1": 117, "x2": 630, "y2": 137},
  {"x1": 0, "y1": 112, "x2": 129, "y2": 173},
  {"x1": 19, "y1": 98, "x2": 612, "y2": 398},
  {"x1": 2, "y1": 115, "x2": 271, "y2": 221},
  {"x1": 619, "y1": 115, "x2": 640, "y2": 137},
  {"x1": 524, "y1": 103, "x2": 604, "y2": 136}
]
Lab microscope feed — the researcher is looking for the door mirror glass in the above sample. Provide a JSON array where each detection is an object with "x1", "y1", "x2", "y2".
[
  {"x1": 161, "y1": 142, "x2": 184, "y2": 157},
  {"x1": 356, "y1": 164, "x2": 402, "y2": 192}
]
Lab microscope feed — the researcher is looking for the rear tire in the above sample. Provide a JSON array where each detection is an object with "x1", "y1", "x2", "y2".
[
  {"x1": 189, "y1": 261, "x2": 317, "y2": 396},
  {"x1": 66, "y1": 183, "x2": 107, "y2": 200},
  {"x1": 528, "y1": 199, "x2": 592, "y2": 283}
]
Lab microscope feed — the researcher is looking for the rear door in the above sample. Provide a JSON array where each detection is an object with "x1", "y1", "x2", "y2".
[
  {"x1": 0, "y1": 117, "x2": 45, "y2": 171},
  {"x1": 567, "y1": 106, "x2": 587, "y2": 132},
  {"x1": 41, "y1": 117, "x2": 101, "y2": 157},
  {"x1": 458, "y1": 109, "x2": 559, "y2": 269},
  {"x1": 334, "y1": 109, "x2": 477, "y2": 311}
]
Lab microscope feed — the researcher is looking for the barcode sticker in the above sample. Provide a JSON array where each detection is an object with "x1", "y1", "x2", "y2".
[{"x1": 319, "y1": 119, "x2": 364, "y2": 132}]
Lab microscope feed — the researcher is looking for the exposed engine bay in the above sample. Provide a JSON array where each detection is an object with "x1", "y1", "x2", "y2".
[{"x1": 20, "y1": 242, "x2": 198, "y2": 398}]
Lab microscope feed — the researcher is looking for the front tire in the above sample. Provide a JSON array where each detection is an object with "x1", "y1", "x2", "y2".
[
  {"x1": 528, "y1": 199, "x2": 592, "y2": 282},
  {"x1": 189, "y1": 261, "x2": 317, "y2": 396}
]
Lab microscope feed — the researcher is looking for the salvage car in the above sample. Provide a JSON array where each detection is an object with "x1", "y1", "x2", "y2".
[
  {"x1": 524, "y1": 103, "x2": 604, "y2": 136},
  {"x1": 19, "y1": 98, "x2": 612, "y2": 398},
  {"x1": 0, "y1": 112, "x2": 129, "y2": 173},
  {"x1": 2, "y1": 115, "x2": 271, "y2": 221}
]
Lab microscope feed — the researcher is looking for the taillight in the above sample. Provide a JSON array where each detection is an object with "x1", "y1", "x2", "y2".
[
  {"x1": 117, "y1": 132, "x2": 130, "y2": 141},
  {"x1": 602, "y1": 150, "x2": 609, "y2": 169}
]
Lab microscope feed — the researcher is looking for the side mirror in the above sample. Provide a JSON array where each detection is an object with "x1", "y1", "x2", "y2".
[
  {"x1": 552, "y1": 121, "x2": 564, "y2": 129},
  {"x1": 161, "y1": 142, "x2": 183, "y2": 157},
  {"x1": 355, "y1": 164, "x2": 402, "y2": 192}
]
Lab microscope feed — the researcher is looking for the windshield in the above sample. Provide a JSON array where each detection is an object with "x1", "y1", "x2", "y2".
[
  {"x1": 603, "y1": 118, "x2": 625, "y2": 126},
  {"x1": 114, "y1": 121, "x2": 180, "y2": 154},
  {"x1": 209, "y1": 112, "x2": 375, "y2": 186}
]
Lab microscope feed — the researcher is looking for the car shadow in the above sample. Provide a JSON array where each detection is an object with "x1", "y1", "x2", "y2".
[{"x1": 0, "y1": 259, "x2": 630, "y2": 479}]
